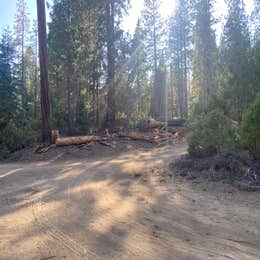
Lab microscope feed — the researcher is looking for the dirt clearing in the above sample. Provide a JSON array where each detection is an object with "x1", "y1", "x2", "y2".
[{"x1": 0, "y1": 143, "x2": 260, "y2": 259}]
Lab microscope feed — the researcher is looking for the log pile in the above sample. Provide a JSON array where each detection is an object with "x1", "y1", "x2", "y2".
[
  {"x1": 36, "y1": 124, "x2": 186, "y2": 153},
  {"x1": 118, "y1": 127, "x2": 184, "y2": 144}
]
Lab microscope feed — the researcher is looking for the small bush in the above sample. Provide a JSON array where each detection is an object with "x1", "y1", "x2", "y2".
[
  {"x1": 240, "y1": 93, "x2": 260, "y2": 157},
  {"x1": 188, "y1": 108, "x2": 238, "y2": 157},
  {"x1": 0, "y1": 119, "x2": 39, "y2": 159}
]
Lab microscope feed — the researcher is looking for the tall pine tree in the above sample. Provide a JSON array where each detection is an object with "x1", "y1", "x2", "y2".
[
  {"x1": 169, "y1": 0, "x2": 191, "y2": 118},
  {"x1": 0, "y1": 29, "x2": 17, "y2": 124},
  {"x1": 219, "y1": 0, "x2": 251, "y2": 120},
  {"x1": 191, "y1": 0, "x2": 217, "y2": 106},
  {"x1": 141, "y1": 0, "x2": 165, "y2": 118},
  {"x1": 14, "y1": 0, "x2": 30, "y2": 112}
]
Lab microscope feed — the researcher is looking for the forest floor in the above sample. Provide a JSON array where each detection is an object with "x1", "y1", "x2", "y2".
[{"x1": 0, "y1": 141, "x2": 260, "y2": 259}]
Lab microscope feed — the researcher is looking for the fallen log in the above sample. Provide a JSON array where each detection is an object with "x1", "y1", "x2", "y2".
[
  {"x1": 56, "y1": 135, "x2": 106, "y2": 146},
  {"x1": 147, "y1": 118, "x2": 186, "y2": 128},
  {"x1": 118, "y1": 132, "x2": 155, "y2": 143}
]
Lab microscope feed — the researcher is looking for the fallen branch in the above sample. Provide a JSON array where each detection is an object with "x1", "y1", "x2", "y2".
[
  {"x1": 99, "y1": 140, "x2": 115, "y2": 148},
  {"x1": 78, "y1": 142, "x2": 95, "y2": 149},
  {"x1": 35, "y1": 144, "x2": 56, "y2": 153}
]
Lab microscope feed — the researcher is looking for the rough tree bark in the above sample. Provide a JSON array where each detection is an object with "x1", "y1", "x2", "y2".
[{"x1": 37, "y1": 0, "x2": 51, "y2": 142}]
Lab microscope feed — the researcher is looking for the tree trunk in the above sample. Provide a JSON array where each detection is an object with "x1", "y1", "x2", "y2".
[
  {"x1": 95, "y1": 75, "x2": 100, "y2": 128},
  {"x1": 66, "y1": 73, "x2": 73, "y2": 136},
  {"x1": 183, "y1": 32, "x2": 188, "y2": 118},
  {"x1": 150, "y1": 6, "x2": 158, "y2": 118},
  {"x1": 33, "y1": 64, "x2": 38, "y2": 118},
  {"x1": 33, "y1": 23, "x2": 38, "y2": 119},
  {"x1": 170, "y1": 63, "x2": 174, "y2": 119},
  {"x1": 37, "y1": 0, "x2": 51, "y2": 142},
  {"x1": 105, "y1": 2, "x2": 116, "y2": 128},
  {"x1": 21, "y1": 14, "x2": 26, "y2": 111}
]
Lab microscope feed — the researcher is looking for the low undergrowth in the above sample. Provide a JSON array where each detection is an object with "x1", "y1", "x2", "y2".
[{"x1": 171, "y1": 152, "x2": 260, "y2": 191}]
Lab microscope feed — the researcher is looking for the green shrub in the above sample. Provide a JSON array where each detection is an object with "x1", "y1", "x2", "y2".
[
  {"x1": 0, "y1": 119, "x2": 40, "y2": 159},
  {"x1": 240, "y1": 93, "x2": 260, "y2": 157},
  {"x1": 188, "y1": 108, "x2": 238, "y2": 157}
]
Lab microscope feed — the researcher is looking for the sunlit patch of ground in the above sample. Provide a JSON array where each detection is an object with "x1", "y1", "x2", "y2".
[{"x1": 0, "y1": 144, "x2": 259, "y2": 259}]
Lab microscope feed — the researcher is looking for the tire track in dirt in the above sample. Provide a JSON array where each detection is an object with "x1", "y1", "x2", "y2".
[
  {"x1": 2, "y1": 144, "x2": 259, "y2": 259},
  {"x1": 63, "y1": 157, "x2": 161, "y2": 259},
  {"x1": 0, "y1": 186, "x2": 57, "y2": 259},
  {"x1": 31, "y1": 158, "x2": 156, "y2": 259},
  {"x1": 58, "y1": 147, "x2": 188, "y2": 258},
  {"x1": 31, "y1": 166, "x2": 101, "y2": 260},
  {"x1": 32, "y1": 201, "x2": 99, "y2": 259}
]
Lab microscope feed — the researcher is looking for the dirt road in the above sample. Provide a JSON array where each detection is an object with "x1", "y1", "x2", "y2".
[{"x1": 0, "y1": 144, "x2": 260, "y2": 259}]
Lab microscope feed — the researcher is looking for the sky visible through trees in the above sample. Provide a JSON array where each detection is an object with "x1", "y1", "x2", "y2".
[{"x1": 0, "y1": 0, "x2": 255, "y2": 37}]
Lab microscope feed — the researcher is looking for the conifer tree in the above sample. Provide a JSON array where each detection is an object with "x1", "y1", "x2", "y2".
[
  {"x1": 219, "y1": 0, "x2": 251, "y2": 120},
  {"x1": 151, "y1": 55, "x2": 167, "y2": 118},
  {"x1": 0, "y1": 29, "x2": 17, "y2": 124},
  {"x1": 37, "y1": 0, "x2": 51, "y2": 142},
  {"x1": 169, "y1": 0, "x2": 191, "y2": 118},
  {"x1": 31, "y1": 20, "x2": 39, "y2": 118},
  {"x1": 141, "y1": 0, "x2": 165, "y2": 118},
  {"x1": 104, "y1": 0, "x2": 130, "y2": 127},
  {"x1": 127, "y1": 20, "x2": 149, "y2": 117},
  {"x1": 191, "y1": 0, "x2": 217, "y2": 106},
  {"x1": 14, "y1": 0, "x2": 30, "y2": 111}
]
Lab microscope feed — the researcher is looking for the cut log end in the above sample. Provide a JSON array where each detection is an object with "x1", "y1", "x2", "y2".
[{"x1": 51, "y1": 130, "x2": 60, "y2": 144}]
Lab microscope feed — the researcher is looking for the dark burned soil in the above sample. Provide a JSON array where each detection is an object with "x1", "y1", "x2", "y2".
[{"x1": 0, "y1": 140, "x2": 260, "y2": 259}]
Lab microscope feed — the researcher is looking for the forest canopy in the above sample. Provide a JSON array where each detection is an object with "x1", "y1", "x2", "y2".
[{"x1": 0, "y1": 0, "x2": 259, "y2": 158}]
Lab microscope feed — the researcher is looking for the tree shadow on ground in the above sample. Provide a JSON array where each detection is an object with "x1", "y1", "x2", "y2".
[{"x1": 0, "y1": 144, "x2": 260, "y2": 259}]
